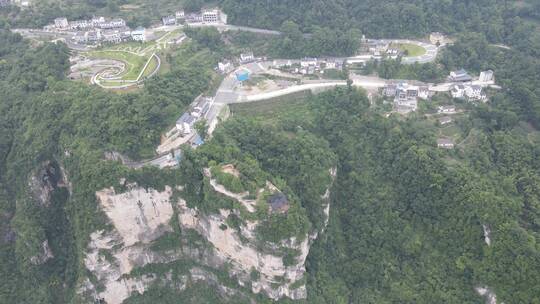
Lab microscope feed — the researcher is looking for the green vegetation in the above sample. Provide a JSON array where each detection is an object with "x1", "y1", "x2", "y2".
[
  {"x1": 89, "y1": 49, "x2": 148, "y2": 80},
  {"x1": 393, "y1": 43, "x2": 426, "y2": 57},
  {"x1": 0, "y1": 27, "x2": 216, "y2": 302},
  {"x1": 210, "y1": 165, "x2": 245, "y2": 194},
  {"x1": 1, "y1": 0, "x2": 540, "y2": 303}
]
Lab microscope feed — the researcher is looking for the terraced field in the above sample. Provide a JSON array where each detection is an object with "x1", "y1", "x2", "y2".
[{"x1": 84, "y1": 28, "x2": 184, "y2": 88}]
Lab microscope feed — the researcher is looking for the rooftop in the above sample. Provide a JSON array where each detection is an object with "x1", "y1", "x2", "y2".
[{"x1": 267, "y1": 193, "x2": 289, "y2": 212}]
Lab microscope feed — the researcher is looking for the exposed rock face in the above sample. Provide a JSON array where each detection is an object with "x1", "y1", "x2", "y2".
[
  {"x1": 80, "y1": 167, "x2": 335, "y2": 303},
  {"x1": 28, "y1": 161, "x2": 70, "y2": 206},
  {"x1": 30, "y1": 240, "x2": 54, "y2": 265},
  {"x1": 177, "y1": 199, "x2": 310, "y2": 299},
  {"x1": 95, "y1": 186, "x2": 175, "y2": 246},
  {"x1": 82, "y1": 186, "x2": 180, "y2": 304},
  {"x1": 476, "y1": 286, "x2": 502, "y2": 304}
]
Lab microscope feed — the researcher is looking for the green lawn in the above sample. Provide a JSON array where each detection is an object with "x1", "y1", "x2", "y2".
[
  {"x1": 393, "y1": 43, "x2": 427, "y2": 57},
  {"x1": 88, "y1": 50, "x2": 148, "y2": 80},
  {"x1": 142, "y1": 55, "x2": 160, "y2": 79},
  {"x1": 230, "y1": 91, "x2": 313, "y2": 126}
]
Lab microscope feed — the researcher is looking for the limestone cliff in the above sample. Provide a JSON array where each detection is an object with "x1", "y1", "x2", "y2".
[{"x1": 78, "y1": 167, "x2": 334, "y2": 303}]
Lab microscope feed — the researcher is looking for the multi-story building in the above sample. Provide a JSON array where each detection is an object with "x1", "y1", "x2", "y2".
[
  {"x1": 162, "y1": 15, "x2": 176, "y2": 26},
  {"x1": 202, "y1": 9, "x2": 220, "y2": 23},
  {"x1": 69, "y1": 20, "x2": 90, "y2": 30},
  {"x1": 131, "y1": 27, "x2": 146, "y2": 42},
  {"x1": 99, "y1": 18, "x2": 126, "y2": 29},
  {"x1": 54, "y1": 17, "x2": 69, "y2": 29},
  {"x1": 479, "y1": 70, "x2": 494, "y2": 82},
  {"x1": 240, "y1": 52, "x2": 255, "y2": 63},
  {"x1": 175, "y1": 10, "x2": 185, "y2": 20},
  {"x1": 449, "y1": 69, "x2": 472, "y2": 82}
]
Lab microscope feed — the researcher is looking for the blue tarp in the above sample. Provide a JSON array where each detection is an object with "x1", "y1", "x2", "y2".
[
  {"x1": 193, "y1": 134, "x2": 204, "y2": 146},
  {"x1": 236, "y1": 71, "x2": 249, "y2": 82}
]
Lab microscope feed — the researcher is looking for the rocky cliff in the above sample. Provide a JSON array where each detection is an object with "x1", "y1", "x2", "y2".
[{"x1": 78, "y1": 167, "x2": 334, "y2": 303}]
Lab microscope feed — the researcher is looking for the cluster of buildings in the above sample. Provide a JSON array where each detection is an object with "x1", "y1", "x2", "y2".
[
  {"x1": 175, "y1": 96, "x2": 212, "y2": 136},
  {"x1": 0, "y1": 0, "x2": 30, "y2": 7},
  {"x1": 448, "y1": 69, "x2": 494, "y2": 102},
  {"x1": 272, "y1": 57, "x2": 345, "y2": 75},
  {"x1": 383, "y1": 82, "x2": 430, "y2": 113},
  {"x1": 162, "y1": 8, "x2": 227, "y2": 26},
  {"x1": 51, "y1": 16, "x2": 126, "y2": 31},
  {"x1": 44, "y1": 16, "x2": 146, "y2": 45},
  {"x1": 364, "y1": 40, "x2": 402, "y2": 59}
]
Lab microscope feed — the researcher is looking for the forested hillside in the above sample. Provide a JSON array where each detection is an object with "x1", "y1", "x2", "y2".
[
  {"x1": 1, "y1": 0, "x2": 540, "y2": 303},
  {"x1": 0, "y1": 28, "x2": 219, "y2": 302}
]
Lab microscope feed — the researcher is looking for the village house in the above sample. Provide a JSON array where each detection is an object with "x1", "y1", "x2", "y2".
[
  {"x1": 439, "y1": 116, "x2": 453, "y2": 125},
  {"x1": 217, "y1": 61, "x2": 233, "y2": 74},
  {"x1": 130, "y1": 27, "x2": 146, "y2": 41},
  {"x1": 191, "y1": 96, "x2": 212, "y2": 118},
  {"x1": 99, "y1": 18, "x2": 126, "y2": 29},
  {"x1": 437, "y1": 138, "x2": 455, "y2": 149},
  {"x1": 394, "y1": 83, "x2": 419, "y2": 113},
  {"x1": 449, "y1": 69, "x2": 473, "y2": 82},
  {"x1": 452, "y1": 84, "x2": 486, "y2": 101},
  {"x1": 240, "y1": 52, "x2": 255, "y2": 63},
  {"x1": 464, "y1": 85, "x2": 485, "y2": 101},
  {"x1": 430, "y1": 32, "x2": 445, "y2": 45},
  {"x1": 382, "y1": 82, "x2": 430, "y2": 113},
  {"x1": 102, "y1": 30, "x2": 122, "y2": 43},
  {"x1": 438, "y1": 105, "x2": 456, "y2": 114},
  {"x1": 185, "y1": 13, "x2": 203, "y2": 23},
  {"x1": 175, "y1": 10, "x2": 185, "y2": 20},
  {"x1": 54, "y1": 17, "x2": 69, "y2": 29},
  {"x1": 176, "y1": 113, "x2": 196, "y2": 135},
  {"x1": 202, "y1": 9, "x2": 220, "y2": 23},
  {"x1": 267, "y1": 193, "x2": 290, "y2": 213},
  {"x1": 479, "y1": 70, "x2": 494, "y2": 82},
  {"x1": 451, "y1": 84, "x2": 465, "y2": 98},
  {"x1": 69, "y1": 19, "x2": 90, "y2": 30},
  {"x1": 324, "y1": 59, "x2": 344, "y2": 70},
  {"x1": 300, "y1": 57, "x2": 317, "y2": 67},
  {"x1": 162, "y1": 15, "x2": 176, "y2": 26}
]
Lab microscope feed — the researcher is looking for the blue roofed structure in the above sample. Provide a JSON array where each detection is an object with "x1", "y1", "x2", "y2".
[
  {"x1": 236, "y1": 69, "x2": 250, "y2": 82},
  {"x1": 193, "y1": 134, "x2": 204, "y2": 146}
]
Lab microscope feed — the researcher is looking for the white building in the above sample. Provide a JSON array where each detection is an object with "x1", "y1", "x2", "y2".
[
  {"x1": 175, "y1": 10, "x2": 185, "y2": 20},
  {"x1": 438, "y1": 105, "x2": 456, "y2": 114},
  {"x1": 240, "y1": 52, "x2": 255, "y2": 62},
  {"x1": 91, "y1": 16, "x2": 106, "y2": 26},
  {"x1": 202, "y1": 9, "x2": 227, "y2": 24},
  {"x1": 437, "y1": 138, "x2": 455, "y2": 149},
  {"x1": 300, "y1": 57, "x2": 317, "y2": 67},
  {"x1": 479, "y1": 70, "x2": 494, "y2": 82},
  {"x1": 102, "y1": 30, "x2": 122, "y2": 43},
  {"x1": 131, "y1": 27, "x2": 146, "y2": 42},
  {"x1": 394, "y1": 83, "x2": 420, "y2": 113},
  {"x1": 218, "y1": 61, "x2": 233, "y2": 73},
  {"x1": 452, "y1": 84, "x2": 486, "y2": 101},
  {"x1": 100, "y1": 18, "x2": 126, "y2": 29},
  {"x1": 54, "y1": 17, "x2": 69, "y2": 29},
  {"x1": 69, "y1": 20, "x2": 89, "y2": 30},
  {"x1": 202, "y1": 9, "x2": 220, "y2": 23},
  {"x1": 430, "y1": 32, "x2": 445, "y2": 45},
  {"x1": 162, "y1": 15, "x2": 176, "y2": 26},
  {"x1": 465, "y1": 85, "x2": 485, "y2": 101},
  {"x1": 451, "y1": 84, "x2": 465, "y2": 99},
  {"x1": 439, "y1": 116, "x2": 453, "y2": 125}
]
